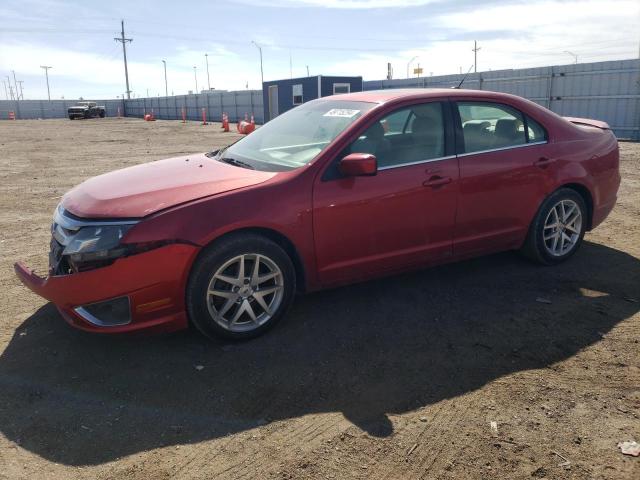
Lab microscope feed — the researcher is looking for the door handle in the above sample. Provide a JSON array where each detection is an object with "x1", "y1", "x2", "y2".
[
  {"x1": 534, "y1": 157, "x2": 555, "y2": 168},
  {"x1": 423, "y1": 175, "x2": 452, "y2": 188}
]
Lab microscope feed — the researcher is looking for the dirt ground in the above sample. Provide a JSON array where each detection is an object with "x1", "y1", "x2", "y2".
[{"x1": 0, "y1": 118, "x2": 638, "y2": 480}]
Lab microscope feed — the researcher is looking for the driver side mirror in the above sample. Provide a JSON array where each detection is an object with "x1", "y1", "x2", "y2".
[{"x1": 338, "y1": 153, "x2": 377, "y2": 177}]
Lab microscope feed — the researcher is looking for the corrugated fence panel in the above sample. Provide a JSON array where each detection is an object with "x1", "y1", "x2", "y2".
[
  {"x1": 119, "y1": 91, "x2": 264, "y2": 123},
  {"x1": 364, "y1": 59, "x2": 640, "y2": 140},
  {"x1": 0, "y1": 59, "x2": 637, "y2": 138},
  {"x1": 0, "y1": 99, "x2": 125, "y2": 119}
]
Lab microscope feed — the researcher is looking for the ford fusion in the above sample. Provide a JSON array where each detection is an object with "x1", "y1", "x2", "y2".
[{"x1": 15, "y1": 89, "x2": 620, "y2": 339}]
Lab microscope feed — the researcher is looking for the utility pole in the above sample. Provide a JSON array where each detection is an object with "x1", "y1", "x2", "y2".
[
  {"x1": 114, "y1": 20, "x2": 132, "y2": 99},
  {"x1": 251, "y1": 41, "x2": 264, "y2": 87},
  {"x1": 205, "y1": 53, "x2": 211, "y2": 90},
  {"x1": 40, "y1": 65, "x2": 52, "y2": 101},
  {"x1": 472, "y1": 41, "x2": 481, "y2": 73},
  {"x1": 17, "y1": 80, "x2": 24, "y2": 100},
  {"x1": 306, "y1": 65, "x2": 309, "y2": 77},
  {"x1": 193, "y1": 66, "x2": 198, "y2": 93},
  {"x1": 162, "y1": 60, "x2": 168, "y2": 96},
  {"x1": 11, "y1": 71, "x2": 19, "y2": 101}
]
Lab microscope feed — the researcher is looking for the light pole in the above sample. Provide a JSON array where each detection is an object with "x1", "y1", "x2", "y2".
[
  {"x1": 406, "y1": 56, "x2": 418, "y2": 79},
  {"x1": 205, "y1": 53, "x2": 211, "y2": 90},
  {"x1": 564, "y1": 50, "x2": 578, "y2": 64},
  {"x1": 193, "y1": 66, "x2": 198, "y2": 93},
  {"x1": 162, "y1": 60, "x2": 168, "y2": 96},
  {"x1": 251, "y1": 41, "x2": 264, "y2": 87},
  {"x1": 40, "y1": 65, "x2": 52, "y2": 101}
]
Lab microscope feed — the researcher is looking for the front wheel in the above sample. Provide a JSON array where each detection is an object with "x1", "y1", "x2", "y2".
[
  {"x1": 186, "y1": 233, "x2": 296, "y2": 340},
  {"x1": 521, "y1": 188, "x2": 587, "y2": 265}
]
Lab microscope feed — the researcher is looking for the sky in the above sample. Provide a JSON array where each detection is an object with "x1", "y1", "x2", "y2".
[{"x1": 0, "y1": 0, "x2": 638, "y2": 100}]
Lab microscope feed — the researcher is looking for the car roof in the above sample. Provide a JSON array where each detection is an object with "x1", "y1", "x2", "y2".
[{"x1": 329, "y1": 88, "x2": 517, "y2": 104}]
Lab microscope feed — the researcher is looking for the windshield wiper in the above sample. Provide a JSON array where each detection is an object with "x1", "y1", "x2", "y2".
[{"x1": 218, "y1": 157, "x2": 255, "y2": 170}]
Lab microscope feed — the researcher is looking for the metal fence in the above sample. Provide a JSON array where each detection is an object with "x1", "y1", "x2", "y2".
[
  {"x1": 123, "y1": 90, "x2": 264, "y2": 123},
  {"x1": 364, "y1": 59, "x2": 640, "y2": 141},
  {"x1": 1, "y1": 59, "x2": 638, "y2": 139},
  {"x1": 0, "y1": 90, "x2": 264, "y2": 123},
  {"x1": 0, "y1": 99, "x2": 124, "y2": 120}
]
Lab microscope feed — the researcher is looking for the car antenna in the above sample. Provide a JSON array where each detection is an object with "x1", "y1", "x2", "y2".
[{"x1": 453, "y1": 65, "x2": 475, "y2": 89}]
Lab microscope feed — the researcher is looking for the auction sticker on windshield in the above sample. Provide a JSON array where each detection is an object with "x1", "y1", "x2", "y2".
[{"x1": 323, "y1": 108, "x2": 360, "y2": 118}]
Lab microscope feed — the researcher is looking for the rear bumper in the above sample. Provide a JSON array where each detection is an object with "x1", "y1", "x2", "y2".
[
  {"x1": 14, "y1": 243, "x2": 199, "y2": 334},
  {"x1": 592, "y1": 196, "x2": 617, "y2": 230}
]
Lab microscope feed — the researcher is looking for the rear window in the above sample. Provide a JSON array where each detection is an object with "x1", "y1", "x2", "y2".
[
  {"x1": 526, "y1": 115, "x2": 547, "y2": 142},
  {"x1": 458, "y1": 102, "x2": 526, "y2": 153}
]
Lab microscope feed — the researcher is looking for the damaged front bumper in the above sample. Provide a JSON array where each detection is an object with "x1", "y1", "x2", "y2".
[{"x1": 14, "y1": 243, "x2": 199, "y2": 334}]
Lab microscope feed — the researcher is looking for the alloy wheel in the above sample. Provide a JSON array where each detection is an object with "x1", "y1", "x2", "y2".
[
  {"x1": 543, "y1": 199, "x2": 582, "y2": 257},
  {"x1": 206, "y1": 254, "x2": 284, "y2": 332}
]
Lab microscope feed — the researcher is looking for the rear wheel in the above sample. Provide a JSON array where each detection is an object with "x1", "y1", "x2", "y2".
[
  {"x1": 521, "y1": 188, "x2": 587, "y2": 265},
  {"x1": 186, "y1": 233, "x2": 296, "y2": 340},
  {"x1": 99, "y1": 111, "x2": 106, "y2": 118}
]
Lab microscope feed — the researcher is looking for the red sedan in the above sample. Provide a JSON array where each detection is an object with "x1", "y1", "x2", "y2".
[{"x1": 15, "y1": 89, "x2": 620, "y2": 339}]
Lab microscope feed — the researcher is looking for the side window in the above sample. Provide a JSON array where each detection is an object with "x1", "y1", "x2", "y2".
[
  {"x1": 292, "y1": 84, "x2": 303, "y2": 105},
  {"x1": 458, "y1": 102, "x2": 526, "y2": 153},
  {"x1": 382, "y1": 109, "x2": 411, "y2": 134},
  {"x1": 349, "y1": 102, "x2": 445, "y2": 169},
  {"x1": 527, "y1": 115, "x2": 547, "y2": 142},
  {"x1": 333, "y1": 83, "x2": 350, "y2": 95}
]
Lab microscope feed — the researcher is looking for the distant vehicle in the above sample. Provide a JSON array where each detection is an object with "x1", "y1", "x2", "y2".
[
  {"x1": 68, "y1": 101, "x2": 106, "y2": 120},
  {"x1": 16, "y1": 89, "x2": 620, "y2": 340}
]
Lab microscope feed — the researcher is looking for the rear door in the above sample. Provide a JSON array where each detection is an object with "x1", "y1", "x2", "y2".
[
  {"x1": 453, "y1": 100, "x2": 552, "y2": 256},
  {"x1": 312, "y1": 100, "x2": 459, "y2": 286}
]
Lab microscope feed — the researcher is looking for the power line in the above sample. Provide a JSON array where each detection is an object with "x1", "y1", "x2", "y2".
[{"x1": 113, "y1": 19, "x2": 132, "y2": 99}]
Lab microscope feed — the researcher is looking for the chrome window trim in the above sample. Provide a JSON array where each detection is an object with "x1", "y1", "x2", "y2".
[
  {"x1": 375, "y1": 142, "x2": 547, "y2": 172},
  {"x1": 457, "y1": 141, "x2": 548, "y2": 158},
  {"x1": 378, "y1": 155, "x2": 456, "y2": 171}
]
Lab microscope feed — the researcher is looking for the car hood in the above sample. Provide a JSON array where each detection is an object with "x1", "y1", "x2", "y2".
[{"x1": 62, "y1": 153, "x2": 277, "y2": 218}]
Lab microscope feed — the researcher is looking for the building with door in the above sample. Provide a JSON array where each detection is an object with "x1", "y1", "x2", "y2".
[{"x1": 262, "y1": 75, "x2": 362, "y2": 122}]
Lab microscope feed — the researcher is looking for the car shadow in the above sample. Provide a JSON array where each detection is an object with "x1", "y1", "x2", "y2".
[{"x1": 0, "y1": 241, "x2": 638, "y2": 466}]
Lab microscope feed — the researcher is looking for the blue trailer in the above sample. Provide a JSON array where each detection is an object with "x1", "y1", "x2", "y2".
[{"x1": 262, "y1": 75, "x2": 363, "y2": 122}]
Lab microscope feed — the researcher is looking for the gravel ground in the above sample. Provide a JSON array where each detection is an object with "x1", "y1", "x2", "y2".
[{"x1": 0, "y1": 118, "x2": 638, "y2": 480}]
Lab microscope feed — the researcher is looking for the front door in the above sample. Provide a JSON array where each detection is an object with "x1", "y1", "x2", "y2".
[{"x1": 312, "y1": 101, "x2": 459, "y2": 286}]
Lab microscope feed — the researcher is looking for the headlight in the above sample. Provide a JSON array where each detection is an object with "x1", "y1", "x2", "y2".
[{"x1": 63, "y1": 225, "x2": 133, "y2": 268}]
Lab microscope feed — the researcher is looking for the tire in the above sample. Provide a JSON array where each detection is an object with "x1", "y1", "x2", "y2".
[
  {"x1": 186, "y1": 233, "x2": 296, "y2": 340},
  {"x1": 99, "y1": 111, "x2": 105, "y2": 118},
  {"x1": 521, "y1": 188, "x2": 587, "y2": 265}
]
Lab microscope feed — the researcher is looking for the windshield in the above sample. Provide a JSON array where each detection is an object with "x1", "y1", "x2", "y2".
[{"x1": 218, "y1": 100, "x2": 375, "y2": 172}]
